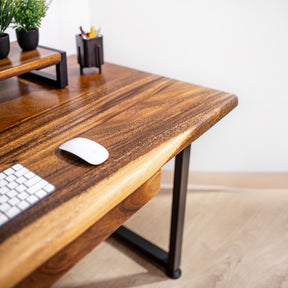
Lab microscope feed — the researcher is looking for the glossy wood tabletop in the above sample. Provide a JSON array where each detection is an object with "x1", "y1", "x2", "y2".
[
  {"x1": 0, "y1": 42, "x2": 61, "y2": 81},
  {"x1": 0, "y1": 55, "x2": 238, "y2": 287}
]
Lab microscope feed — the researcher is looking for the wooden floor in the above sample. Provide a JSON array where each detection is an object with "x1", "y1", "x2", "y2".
[{"x1": 53, "y1": 180, "x2": 288, "y2": 288}]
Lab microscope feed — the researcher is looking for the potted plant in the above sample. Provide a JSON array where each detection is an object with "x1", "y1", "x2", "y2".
[
  {"x1": 14, "y1": 0, "x2": 52, "y2": 51},
  {"x1": 0, "y1": 0, "x2": 18, "y2": 59}
]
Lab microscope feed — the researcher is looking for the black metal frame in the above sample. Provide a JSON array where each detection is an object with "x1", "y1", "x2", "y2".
[
  {"x1": 113, "y1": 144, "x2": 191, "y2": 279},
  {"x1": 76, "y1": 34, "x2": 104, "y2": 75},
  {"x1": 20, "y1": 46, "x2": 68, "y2": 89}
]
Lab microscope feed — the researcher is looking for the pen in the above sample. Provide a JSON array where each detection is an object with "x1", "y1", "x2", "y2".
[{"x1": 79, "y1": 26, "x2": 88, "y2": 39}]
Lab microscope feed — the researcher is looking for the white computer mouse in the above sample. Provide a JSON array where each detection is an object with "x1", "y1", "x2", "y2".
[{"x1": 59, "y1": 137, "x2": 109, "y2": 165}]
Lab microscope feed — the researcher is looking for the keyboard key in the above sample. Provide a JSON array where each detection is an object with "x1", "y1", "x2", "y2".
[
  {"x1": 0, "y1": 179, "x2": 8, "y2": 187},
  {"x1": 26, "y1": 195, "x2": 39, "y2": 205},
  {"x1": 18, "y1": 192, "x2": 29, "y2": 200},
  {"x1": 0, "y1": 186, "x2": 9, "y2": 194},
  {"x1": 6, "y1": 175, "x2": 16, "y2": 182},
  {"x1": 0, "y1": 195, "x2": 9, "y2": 204},
  {"x1": 7, "y1": 181, "x2": 18, "y2": 190},
  {"x1": 0, "y1": 203, "x2": 11, "y2": 213},
  {"x1": 24, "y1": 171, "x2": 35, "y2": 179},
  {"x1": 4, "y1": 168, "x2": 14, "y2": 176},
  {"x1": 6, "y1": 206, "x2": 21, "y2": 218},
  {"x1": 35, "y1": 189, "x2": 47, "y2": 198},
  {"x1": 8, "y1": 197, "x2": 20, "y2": 206},
  {"x1": 12, "y1": 164, "x2": 24, "y2": 171},
  {"x1": 0, "y1": 213, "x2": 9, "y2": 226},
  {"x1": 7, "y1": 190, "x2": 17, "y2": 198},
  {"x1": 44, "y1": 184, "x2": 55, "y2": 194},
  {"x1": 16, "y1": 185, "x2": 27, "y2": 193},
  {"x1": 17, "y1": 201, "x2": 30, "y2": 211},
  {"x1": 16, "y1": 176, "x2": 27, "y2": 184}
]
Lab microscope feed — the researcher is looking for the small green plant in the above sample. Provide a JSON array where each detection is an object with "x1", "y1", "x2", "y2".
[
  {"x1": 0, "y1": 0, "x2": 18, "y2": 35},
  {"x1": 14, "y1": 0, "x2": 52, "y2": 32}
]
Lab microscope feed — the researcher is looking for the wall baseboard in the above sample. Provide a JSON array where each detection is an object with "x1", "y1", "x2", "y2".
[{"x1": 161, "y1": 170, "x2": 288, "y2": 191}]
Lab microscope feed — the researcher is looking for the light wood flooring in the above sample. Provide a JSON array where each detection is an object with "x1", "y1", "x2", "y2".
[{"x1": 53, "y1": 174, "x2": 288, "y2": 288}]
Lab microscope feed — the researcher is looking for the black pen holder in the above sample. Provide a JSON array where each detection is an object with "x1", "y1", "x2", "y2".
[{"x1": 76, "y1": 34, "x2": 104, "y2": 74}]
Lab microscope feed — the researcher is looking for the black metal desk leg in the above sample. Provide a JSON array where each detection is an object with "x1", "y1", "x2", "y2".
[
  {"x1": 167, "y1": 144, "x2": 191, "y2": 278},
  {"x1": 112, "y1": 144, "x2": 191, "y2": 279}
]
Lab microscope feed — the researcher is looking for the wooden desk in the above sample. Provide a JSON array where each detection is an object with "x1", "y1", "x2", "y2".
[{"x1": 0, "y1": 56, "x2": 237, "y2": 288}]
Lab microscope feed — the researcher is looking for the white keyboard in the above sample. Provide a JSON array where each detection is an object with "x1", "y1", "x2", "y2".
[{"x1": 0, "y1": 164, "x2": 56, "y2": 228}]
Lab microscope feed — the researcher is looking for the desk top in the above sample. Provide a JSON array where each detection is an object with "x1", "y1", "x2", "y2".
[{"x1": 0, "y1": 56, "x2": 237, "y2": 287}]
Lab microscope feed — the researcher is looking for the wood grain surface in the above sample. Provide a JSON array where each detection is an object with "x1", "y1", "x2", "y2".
[
  {"x1": 0, "y1": 42, "x2": 61, "y2": 81},
  {"x1": 0, "y1": 56, "x2": 237, "y2": 287}
]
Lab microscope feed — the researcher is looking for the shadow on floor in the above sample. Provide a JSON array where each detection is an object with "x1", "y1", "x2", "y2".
[{"x1": 58, "y1": 237, "x2": 169, "y2": 288}]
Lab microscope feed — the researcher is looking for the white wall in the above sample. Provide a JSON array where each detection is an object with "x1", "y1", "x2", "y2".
[
  {"x1": 40, "y1": 0, "x2": 91, "y2": 54},
  {"x1": 8, "y1": 0, "x2": 288, "y2": 172},
  {"x1": 89, "y1": 0, "x2": 288, "y2": 172},
  {"x1": 8, "y1": 0, "x2": 91, "y2": 54}
]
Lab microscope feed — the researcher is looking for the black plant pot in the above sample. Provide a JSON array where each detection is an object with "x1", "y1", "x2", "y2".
[
  {"x1": 16, "y1": 28, "x2": 39, "y2": 51},
  {"x1": 0, "y1": 33, "x2": 10, "y2": 59}
]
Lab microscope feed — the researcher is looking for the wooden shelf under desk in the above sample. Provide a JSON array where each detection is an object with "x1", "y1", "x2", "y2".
[{"x1": 0, "y1": 42, "x2": 68, "y2": 88}]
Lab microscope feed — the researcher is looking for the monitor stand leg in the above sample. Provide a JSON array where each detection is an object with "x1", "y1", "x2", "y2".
[{"x1": 20, "y1": 47, "x2": 68, "y2": 89}]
